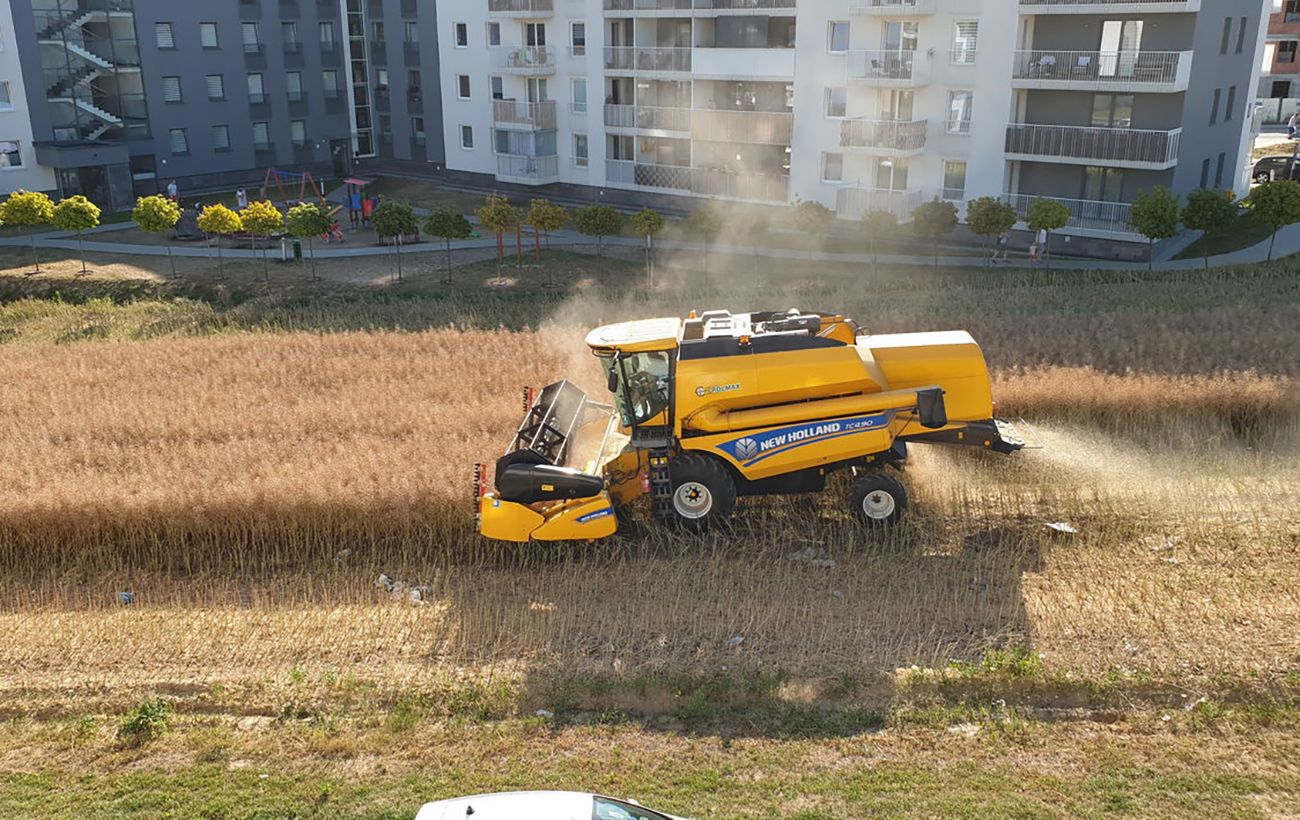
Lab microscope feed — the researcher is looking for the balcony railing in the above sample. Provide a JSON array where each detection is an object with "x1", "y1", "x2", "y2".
[
  {"x1": 1003, "y1": 193, "x2": 1134, "y2": 235},
  {"x1": 604, "y1": 46, "x2": 692, "y2": 72},
  {"x1": 1012, "y1": 50, "x2": 1192, "y2": 90},
  {"x1": 849, "y1": 0, "x2": 935, "y2": 14},
  {"x1": 847, "y1": 50, "x2": 928, "y2": 84},
  {"x1": 496, "y1": 153, "x2": 560, "y2": 183},
  {"x1": 602, "y1": 0, "x2": 795, "y2": 8},
  {"x1": 488, "y1": 0, "x2": 553, "y2": 13},
  {"x1": 835, "y1": 186, "x2": 925, "y2": 220},
  {"x1": 605, "y1": 159, "x2": 789, "y2": 202},
  {"x1": 493, "y1": 99, "x2": 557, "y2": 129},
  {"x1": 489, "y1": 46, "x2": 555, "y2": 73},
  {"x1": 1005, "y1": 123, "x2": 1180, "y2": 167},
  {"x1": 1019, "y1": 0, "x2": 1200, "y2": 11},
  {"x1": 839, "y1": 118, "x2": 927, "y2": 152},
  {"x1": 692, "y1": 109, "x2": 792, "y2": 144}
]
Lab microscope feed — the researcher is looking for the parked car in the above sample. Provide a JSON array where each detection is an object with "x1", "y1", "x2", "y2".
[
  {"x1": 1253, "y1": 155, "x2": 1300, "y2": 184},
  {"x1": 415, "y1": 791, "x2": 688, "y2": 820}
]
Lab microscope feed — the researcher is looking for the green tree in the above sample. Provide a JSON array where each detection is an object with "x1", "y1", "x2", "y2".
[
  {"x1": 476, "y1": 195, "x2": 518, "y2": 262},
  {"x1": 196, "y1": 204, "x2": 242, "y2": 278},
  {"x1": 51, "y1": 195, "x2": 101, "y2": 275},
  {"x1": 0, "y1": 190, "x2": 55, "y2": 273},
  {"x1": 686, "y1": 203, "x2": 724, "y2": 273},
  {"x1": 131, "y1": 195, "x2": 182, "y2": 278},
  {"x1": 525, "y1": 199, "x2": 568, "y2": 256},
  {"x1": 1244, "y1": 178, "x2": 1300, "y2": 261},
  {"x1": 911, "y1": 198, "x2": 958, "y2": 266},
  {"x1": 285, "y1": 202, "x2": 333, "y2": 280},
  {"x1": 240, "y1": 200, "x2": 285, "y2": 279},
  {"x1": 1181, "y1": 188, "x2": 1239, "y2": 269},
  {"x1": 964, "y1": 196, "x2": 1018, "y2": 266},
  {"x1": 573, "y1": 204, "x2": 624, "y2": 257},
  {"x1": 424, "y1": 208, "x2": 473, "y2": 284},
  {"x1": 792, "y1": 199, "x2": 835, "y2": 241},
  {"x1": 1025, "y1": 198, "x2": 1071, "y2": 268},
  {"x1": 629, "y1": 207, "x2": 666, "y2": 287},
  {"x1": 371, "y1": 201, "x2": 419, "y2": 282},
  {"x1": 861, "y1": 209, "x2": 898, "y2": 272},
  {"x1": 1128, "y1": 186, "x2": 1179, "y2": 270}
]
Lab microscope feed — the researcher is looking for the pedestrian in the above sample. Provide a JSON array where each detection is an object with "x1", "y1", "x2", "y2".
[
  {"x1": 235, "y1": 187, "x2": 249, "y2": 210},
  {"x1": 1036, "y1": 227, "x2": 1048, "y2": 260},
  {"x1": 166, "y1": 179, "x2": 178, "y2": 202},
  {"x1": 349, "y1": 190, "x2": 362, "y2": 227},
  {"x1": 1028, "y1": 241, "x2": 1040, "y2": 264},
  {"x1": 1289, "y1": 111, "x2": 1298, "y2": 140},
  {"x1": 993, "y1": 231, "x2": 1009, "y2": 263}
]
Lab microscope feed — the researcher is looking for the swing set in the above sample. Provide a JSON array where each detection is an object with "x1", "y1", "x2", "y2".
[{"x1": 259, "y1": 168, "x2": 342, "y2": 216}]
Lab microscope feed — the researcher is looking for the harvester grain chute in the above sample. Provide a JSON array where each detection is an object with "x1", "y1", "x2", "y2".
[{"x1": 478, "y1": 309, "x2": 1025, "y2": 542}]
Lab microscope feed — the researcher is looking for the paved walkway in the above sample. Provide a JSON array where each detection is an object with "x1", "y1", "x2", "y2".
[{"x1": 3, "y1": 214, "x2": 1298, "y2": 272}]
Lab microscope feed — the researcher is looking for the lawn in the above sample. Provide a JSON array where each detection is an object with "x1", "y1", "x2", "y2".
[{"x1": 1173, "y1": 209, "x2": 1276, "y2": 260}]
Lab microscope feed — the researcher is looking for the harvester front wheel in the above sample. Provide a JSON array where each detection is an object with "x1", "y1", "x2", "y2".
[
  {"x1": 849, "y1": 471, "x2": 907, "y2": 528},
  {"x1": 668, "y1": 454, "x2": 736, "y2": 533}
]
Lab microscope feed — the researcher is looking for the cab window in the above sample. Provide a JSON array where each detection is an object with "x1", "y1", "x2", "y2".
[{"x1": 600, "y1": 351, "x2": 671, "y2": 427}]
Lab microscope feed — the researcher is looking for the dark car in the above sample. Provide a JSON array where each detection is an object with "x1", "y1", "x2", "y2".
[{"x1": 1253, "y1": 155, "x2": 1300, "y2": 184}]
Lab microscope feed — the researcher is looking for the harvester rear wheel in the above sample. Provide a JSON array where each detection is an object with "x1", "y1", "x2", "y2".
[
  {"x1": 668, "y1": 454, "x2": 736, "y2": 533},
  {"x1": 849, "y1": 470, "x2": 907, "y2": 528}
]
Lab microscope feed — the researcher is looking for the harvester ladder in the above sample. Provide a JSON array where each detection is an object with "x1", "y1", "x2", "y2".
[{"x1": 648, "y1": 449, "x2": 673, "y2": 523}]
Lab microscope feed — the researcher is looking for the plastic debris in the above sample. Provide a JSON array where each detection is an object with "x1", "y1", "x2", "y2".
[
  {"x1": 334, "y1": 549, "x2": 352, "y2": 563},
  {"x1": 534, "y1": 709, "x2": 554, "y2": 719},
  {"x1": 830, "y1": 590, "x2": 845, "y2": 600},
  {"x1": 376, "y1": 573, "x2": 395, "y2": 592},
  {"x1": 1044, "y1": 522, "x2": 1078, "y2": 535},
  {"x1": 726, "y1": 635, "x2": 745, "y2": 648},
  {"x1": 116, "y1": 591, "x2": 135, "y2": 605}
]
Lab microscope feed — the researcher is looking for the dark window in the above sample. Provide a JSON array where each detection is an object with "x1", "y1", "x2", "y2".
[
  {"x1": 1288, "y1": 0, "x2": 1300, "y2": 23},
  {"x1": 1220, "y1": 17, "x2": 1231, "y2": 55},
  {"x1": 1209, "y1": 88, "x2": 1221, "y2": 125},
  {"x1": 1236, "y1": 17, "x2": 1248, "y2": 54},
  {"x1": 1225, "y1": 86, "x2": 1237, "y2": 121},
  {"x1": 1200, "y1": 158, "x2": 1211, "y2": 188},
  {"x1": 1215, "y1": 152, "x2": 1226, "y2": 188},
  {"x1": 1279, "y1": 41, "x2": 1298, "y2": 64}
]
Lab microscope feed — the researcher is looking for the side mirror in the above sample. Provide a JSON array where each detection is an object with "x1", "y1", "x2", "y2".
[
  {"x1": 607, "y1": 355, "x2": 621, "y2": 393},
  {"x1": 917, "y1": 387, "x2": 948, "y2": 430}
]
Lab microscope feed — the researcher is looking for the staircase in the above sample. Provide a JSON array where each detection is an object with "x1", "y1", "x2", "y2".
[
  {"x1": 47, "y1": 65, "x2": 100, "y2": 98},
  {"x1": 62, "y1": 41, "x2": 114, "y2": 69},
  {"x1": 37, "y1": 11, "x2": 95, "y2": 41}
]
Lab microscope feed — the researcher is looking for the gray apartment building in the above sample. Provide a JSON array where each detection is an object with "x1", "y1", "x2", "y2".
[{"x1": 5, "y1": 0, "x2": 446, "y2": 211}]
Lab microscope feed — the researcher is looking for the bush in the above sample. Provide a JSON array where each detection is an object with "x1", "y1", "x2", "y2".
[{"x1": 117, "y1": 697, "x2": 170, "y2": 745}]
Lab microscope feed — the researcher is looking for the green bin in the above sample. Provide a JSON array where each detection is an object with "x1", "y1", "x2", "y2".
[{"x1": 293, "y1": 239, "x2": 303, "y2": 261}]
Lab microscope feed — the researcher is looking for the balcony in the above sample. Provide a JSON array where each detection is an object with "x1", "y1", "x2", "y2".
[
  {"x1": 605, "y1": 160, "x2": 789, "y2": 202},
  {"x1": 604, "y1": 46, "x2": 692, "y2": 72},
  {"x1": 602, "y1": 0, "x2": 796, "y2": 10},
  {"x1": 1005, "y1": 123, "x2": 1181, "y2": 169},
  {"x1": 847, "y1": 50, "x2": 929, "y2": 86},
  {"x1": 835, "y1": 186, "x2": 924, "y2": 221},
  {"x1": 692, "y1": 109, "x2": 793, "y2": 144},
  {"x1": 604, "y1": 104, "x2": 692, "y2": 131},
  {"x1": 488, "y1": 0, "x2": 553, "y2": 16},
  {"x1": 490, "y1": 46, "x2": 555, "y2": 75},
  {"x1": 496, "y1": 153, "x2": 560, "y2": 185},
  {"x1": 1018, "y1": 0, "x2": 1200, "y2": 12},
  {"x1": 1012, "y1": 50, "x2": 1193, "y2": 93},
  {"x1": 839, "y1": 118, "x2": 928, "y2": 155},
  {"x1": 1003, "y1": 192, "x2": 1135, "y2": 236},
  {"x1": 849, "y1": 0, "x2": 935, "y2": 14},
  {"x1": 493, "y1": 99, "x2": 557, "y2": 129},
  {"x1": 606, "y1": 159, "x2": 691, "y2": 191},
  {"x1": 692, "y1": 47, "x2": 795, "y2": 79}
]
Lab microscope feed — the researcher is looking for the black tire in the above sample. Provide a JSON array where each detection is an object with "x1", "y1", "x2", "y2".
[
  {"x1": 848, "y1": 470, "x2": 908, "y2": 528},
  {"x1": 668, "y1": 453, "x2": 737, "y2": 533}
]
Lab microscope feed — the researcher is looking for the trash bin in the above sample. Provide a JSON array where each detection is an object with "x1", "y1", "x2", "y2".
[{"x1": 293, "y1": 239, "x2": 303, "y2": 261}]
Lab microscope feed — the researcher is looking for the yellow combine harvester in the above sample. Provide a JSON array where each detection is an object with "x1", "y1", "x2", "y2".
[{"x1": 478, "y1": 309, "x2": 1023, "y2": 542}]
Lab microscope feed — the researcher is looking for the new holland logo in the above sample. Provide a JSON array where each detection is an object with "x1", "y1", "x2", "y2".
[{"x1": 734, "y1": 437, "x2": 759, "y2": 460}]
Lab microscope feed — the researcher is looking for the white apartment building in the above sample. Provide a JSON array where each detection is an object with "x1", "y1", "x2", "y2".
[
  {"x1": 438, "y1": 0, "x2": 1267, "y2": 242},
  {"x1": 0, "y1": 0, "x2": 57, "y2": 195}
]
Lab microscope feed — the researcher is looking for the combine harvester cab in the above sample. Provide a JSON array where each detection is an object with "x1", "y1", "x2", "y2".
[{"x1": 478, "y1": 309, "x2": 1024, "y2": 542}]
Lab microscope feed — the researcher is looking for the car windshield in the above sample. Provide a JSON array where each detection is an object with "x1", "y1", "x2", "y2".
[
  {"x1": 592, "y1": 796, "x2": 672, "y2": 820},
  {"x1": 599, "y1": 351, "x2": 671, "y2": 428}
]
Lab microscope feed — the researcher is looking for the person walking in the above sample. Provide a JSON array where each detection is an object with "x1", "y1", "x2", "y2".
[
  {"x1": 1289, "y1": 111, "x2": 1298, "y2": 140},
  {"x1": 235, "y1": 187, "x2": 249, "y2": 210},
  {"x1": 1036, "y1": 227, "x2": 1049, "y2": 261},
  {"x1": 992, "y1": 231, "x2": 1010, "y2": 263},
  {"x1": 166, "y1": 179, "x2": 178, "y2": 202},
  {"x1": 1028, "y1": 239, "x2": 1040, "y2": 265}
]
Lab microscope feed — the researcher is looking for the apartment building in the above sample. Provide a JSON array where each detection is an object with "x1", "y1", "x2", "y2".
[
  {"x1": 438, "y1": 0, "x2": 1269, "y2": 242},
  {"x1": 1257, "y1": 0, "x2": 1300, "y2": 122},
  {"x1": 2, "y1": 0, "x2": 446, "y2": 210},
  {"x1": 0, "y1": 1, "x2": 58, "y2": 194}
]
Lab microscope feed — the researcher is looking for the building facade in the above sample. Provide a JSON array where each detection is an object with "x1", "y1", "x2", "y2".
[
  {"x1": 0, "y1": 1, "x2": 59, "y2": 194},
  {"x1": 2, "y1": 0, "x2": 446, "y2": 210},
  {"x1": 438, "y1": 0, "x2": 1269, "y2": 240},
  {"x1": 1257, "y1": 0, "x2": 1300, "y2": 123}
]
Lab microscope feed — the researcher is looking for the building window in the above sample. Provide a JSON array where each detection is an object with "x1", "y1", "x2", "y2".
[
  {"x1": 212, "y1": 125, "x2": 230, "y2": 151},
  {"x1": 571, "y1": 78, "x2": 587, "y2": 113},
  {"x1": 824, "y1": 87, "x2": 846, "y2": 118},
  {"x1": 253, "y1": 122, "x2": 270, "y2": 150},
  {"x1": 952, "y1": 22, "x2": 977, "y2": 64},
  {"x1": 1288, "y1": 0, "x2": 1300, "y2": 23},
  {"x1": 0, "y1": 82, "x2": 13, "y2": 111},
  {"x1": 526, "y1": 23, "x2": 546, "y2": 46},
  {"x1": 821, "y1": 152, "x2": 843, "y2": 182},
  {"x1": 1200, "y1": 157, "x2": 1211, "y2": 188},
  {"x1": 286, "y1": 72, "x2": 303, "y2": 101},
  {"x1": 376, "y1": 68, "x2": 390, "y2": 97},
  {"x1": 205, "y1": 74, "x2": 225, "y2": 100},
  {"x1": 454, "y1": 22, "x2": 468, "y2": 48},
  {"x1": 372, "y1": 21, "x2": 385, "y2": 42},
  {"x1": 199, "y1": 22, "x2": 219, "y2": 49},
  {"x1": 1091, "y1": 94, "x2": 1133, "y2": 128},
  {"x1": 247, "y1": 73, "x2": 265, "y2": 104},
  {"x1": 828, "y1": 21, "x2": 849, "y2": 54},
  {"x1": 946, "y1": 91, "x2": 973, "y2": 134},
  {"x1": 242, "y1": 22, "x2": 261, "y2": 52},
  {"x1": 1219, "y1": 17, "x2": 1231, "y2": 55},
  {"x1": 162, "y1": 76, "x2": 182, "y2": 103},
  {"x1": 282, "y1": 22, "x2": 299, "y2": 47},
  {"x1": 1209, "y1": 88, "x2": 1220, "y2": 124},
  {"x1": 169, "y1": 128, "x2": 189, "y2": 154},
  {"x1": 1225, "y1": 85, "x2": 1236, "y2": 121},
  {"x1": 412, "y1": 116, "x2": 425, "y2": 141},
  {"x1": 291, "y1": 120, "x2": 307, "y2": 147},
  {"x1": 1083, "y1": 166, "x2": 1123, "y2": 201},
  {"x1": 1215, "y1": 152, "x2": 1226, "y2": 188},
  {"x1": 571, "y1": 22, "x2": 586, "y2": 56},
  {"x1": 320, "y1": 21, "x2": 336, "y2": 46},
  {"x1": 487, "y1": 22, "x2": 501, "y2": 47},
  {"x1": 572, "y1": 133, "x2": 589, "y2": 166},
  {"x1": 460, "y1": 125, "x2": 474, "y2": 149},
  {"x1": 154, "y1": 22, "x2": 175, "y2": 49},
  {"x1": 323, "y1": 70, "x2": 340, "y2": 97},
  {"x1": 490, "y1": 76, "x2": 504, "y2": 100},
  {"x1": 457, "y1": 74, "x2": 471, "y2": 99},
  {"x1": 405, "y1": 21, "x2": 418, "y2": 44},
  {"x1": 942, "y1": 160, "x2": 967, "y2": 200},
  {"x1": 0, "y1": 141, "x2": 23, "y2": 168},
  {"x1": 1236, "y1": 17, "x2": 1248, "y2": 54}
]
